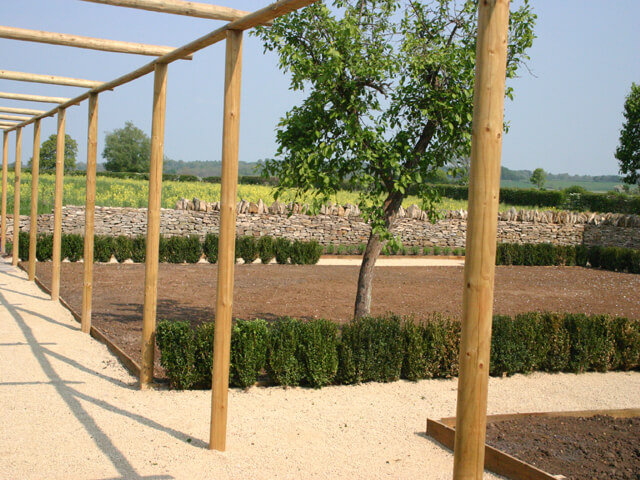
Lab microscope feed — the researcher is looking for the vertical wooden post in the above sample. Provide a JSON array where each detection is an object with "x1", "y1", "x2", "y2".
[
  {"x1": 452, "y1": 2, "x2": 510, "y2": 479},
  {"x1": 210, "y1": 29, "x2": 243, "y2": 452},
  {"x1": 81, "y1": 93, "x2": 99, "y2": 334},
  {"x1": 12, "y1": 127, "x2": 22, "y2": 266},
  {"x1": 140, "y1": 63, "x2": 168, "y2": 389},
  {"x1": 51, "y1": 108, "x2": 66, "y2": 301},
  {"x1": 1, "y1": 131, "x2": 8, "y2": 254},
  {"x1": 28, "y1": 119, "x2": 41, "y2": 280}
]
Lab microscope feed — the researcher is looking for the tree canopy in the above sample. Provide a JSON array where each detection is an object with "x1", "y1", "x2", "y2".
[
  {"x1": 530, "y1": 167, "x2": 547, "y2": 189},
  {"x1": 102, "y1": 121, "x2": 151, "y2": 173},
  {"x1": 30, "y1": 134, "x2": 78, "y2": 172},
  {"x1": 256, "y1": 0, "x2": 535, "y2": 318},
  {"x1": 616, "y1": 82, "x2": 640, "y2": 185}
]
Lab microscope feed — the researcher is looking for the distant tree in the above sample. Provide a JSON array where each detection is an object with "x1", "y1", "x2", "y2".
[
  {"x1": 530, "y1": 168, "x2": 547, "y2": 189},
  {"x1": 102, "y1": 121, "x2": 151, "y2": 173},
  {"x1": 616, "y1": 82, "x2": 640, "y2": 185},
  {"x1": 29, "y1": 134, "x2": 77, "y2": 172}
]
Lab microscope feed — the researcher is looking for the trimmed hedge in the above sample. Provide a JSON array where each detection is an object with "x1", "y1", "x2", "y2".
[
  {"x1": 431, "y1": 184, "x2": 640, "y2": 214},
  {"x1": 496, "y1": 243, "x2": 640, "y2": 273},
  {"x1": 155, "y1": 312, "x2": 640, "y2": 390},
  {"x1": 7, "y1": 232, "x2": 323, "y2": 265}
]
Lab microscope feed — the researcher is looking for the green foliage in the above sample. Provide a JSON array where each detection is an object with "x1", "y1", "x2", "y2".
[
  {"x1": 113, "y1": 235, "x2": 133, "y2": 263},
  {"x1": 266, "y1": 317, "x2": 303, "y2": 386},
  {"x1": 193, "y1": 322, "x2": 216, "y2": 388},
  {"x1": 274, "y1": 238, "x2": 292, "y2": 264},
  {"x1": 236, "y1": 236, "x2": 259, "y2": 264},
  {"x1": 616, "y1": 82, "x2": 640, "y2": 186},
  {"x1": 30, "y1": 134, "x2": 78, "y2": 172},
  {"x1": 529, "y1": 168, "x2": 547, "y2": 189},
  {"x1": 156, "y1": 321, "x2": 198, "y2": 390},
  {"x1": 289, "y1": 240, "x2": 323, "y2": 265},
  {"x1": 61, "y1": 233, "x2": 84, "y2": 262},
  {"x1": 337, "y1": 316, "x2": 404, "y2": 384},
  {"x1": 93, "y1": 235, "x2": 115, "y2": 262},
  {"x1": 299, "y1": 319, "x2": 339, "y2": 388},
  {"x1": 324, "y1": 243, "x2": 335, "y2": 255},
  {"x1": 102, "y1": 121, "x2": 151, "y2": 173},
  {"x1": 36, "y1": 233, "x2": 53, "y2": 261},
  {"x1": 131, "y1": 235, "x2": 146, "y2": 263},
  {"x1": 230, "y1": 319, "x2": 269, "y2": 388},
  {"x1": 257, "y1": 235, "x2": 276, "y2": 264},
  {"x1": 564, "y1": 314, "x2": 615, "y2": 373},
  {"x1": 609, "y1": 317, "x2": 640, "y2": 371},
  {"x1": 491, "y1": 313, "x2": 545, "y2": 376},
  {"x1": 202, "y1": 233, "x2": 218, "y2": 264},
  {"x1": 164, "y1": 235, "x2": 201, "y2": 263}
]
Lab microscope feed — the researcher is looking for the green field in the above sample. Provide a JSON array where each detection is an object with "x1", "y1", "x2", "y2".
[
  {"x1": 2, "y1": 172, "x2": 553, "y2": 216},
  {"x1": 500, "y1": 179, "x2": 621, "y2": 193}
]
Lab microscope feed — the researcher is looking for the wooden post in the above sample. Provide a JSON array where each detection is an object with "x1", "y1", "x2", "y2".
[
  {"x1": 140, "y1": 63, "x2": 168, "y2": 389},
  {"x1": 1, "y1": 131, "x2": 7, "y2": 254},
  {"x1": 452, "y1": 2, "x2": 510, "y2": 479},
  {"x1": 12, "y1": 127, "x2": 22, "y2": 266},
  {"x1": 81, "y1": 93, "x2": 99, "y2": 334},
  {"x1": 210, "y1": 29, "x2": 243, "y2": 452},
  {"x1": 28, "y1": 119, "x2": 41, "y2": 280},
  {"x1": 50, "y1": 109, "x2": 66, "y2": 301}
]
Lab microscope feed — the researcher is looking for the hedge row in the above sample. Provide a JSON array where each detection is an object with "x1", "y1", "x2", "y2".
[
  {"x1": 496, "y1": 242, "x2": 640, "y2": 273},
  {"x1": 431, "y1": 184, "x2": 640, "y2": 214},
  {"x1": 156, "y1": 312, "x2": 640, "y2": 390},
  {"x1": 7, "y1": 232, "x2": 323, "y2": 265}
]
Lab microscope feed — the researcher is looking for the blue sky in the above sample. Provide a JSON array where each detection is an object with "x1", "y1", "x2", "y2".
[{"x1": 1, "y1": 0, "x2": 639, "y2": 176}]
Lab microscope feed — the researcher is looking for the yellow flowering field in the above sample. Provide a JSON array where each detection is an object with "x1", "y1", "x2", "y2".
[{"x1": 2, "y1": 172, "x2": 536, "y2": 216}]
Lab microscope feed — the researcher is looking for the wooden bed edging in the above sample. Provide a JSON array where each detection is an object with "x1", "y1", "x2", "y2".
[
  {"x1": 20, "y1": 263, "x2": 143, "y2": 379},
  {"x1": 427, "y1": 408, "x2": 640, "y2": 480}
]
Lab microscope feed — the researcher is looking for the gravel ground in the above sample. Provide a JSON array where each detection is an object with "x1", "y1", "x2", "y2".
[{"x1": 1, "y1": 257, "x2": 639, "y2": 480}]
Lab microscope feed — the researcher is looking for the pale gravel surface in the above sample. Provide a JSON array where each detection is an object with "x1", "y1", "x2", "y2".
[{"x1": 1, "y1": 257, "x2": 639, "y2": 480}]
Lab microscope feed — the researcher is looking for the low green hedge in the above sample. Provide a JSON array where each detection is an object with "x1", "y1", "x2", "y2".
[
  {"x1": 155, "y1": 312, "x2": 640, "y2": 390},
  {"x1": 496, "y1": 243, "x2": 640, "y2": 273},
  {"x1": 7, "y1": 232, "x2": 323, "y2": 265}
]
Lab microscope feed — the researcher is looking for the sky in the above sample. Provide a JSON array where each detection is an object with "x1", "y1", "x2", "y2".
[{"x1": 1, "y1": 0, "x2": 639, "y2": 176}]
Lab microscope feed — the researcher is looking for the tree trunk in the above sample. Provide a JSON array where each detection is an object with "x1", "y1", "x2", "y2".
[
  {"x1": 353, "y1": 230, "x2": 384, "y2": 319},
  {"x1": 353, "y1": 193, "x2": 403, "y2": 319}
]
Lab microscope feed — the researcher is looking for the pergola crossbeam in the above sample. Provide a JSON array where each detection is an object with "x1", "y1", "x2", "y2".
[
  {"x1": 0, "y1": 92, "x2": 71, "y2": 104},
  {"x1": 80, "y1": 0, "x2": 253, "y2": 22},
  {"x1": 0, "y1": 70, "x2": 103, "y2": 88},
  {"x1": 0, "y1": 26, "x2": 194, "y2": 59},
  {"x1": 2, "y1": 0, "x2": 316, "y2": 133},
  {"x1": 0, "y1": 114, "x2": 32, "y2": 121},
  {"x1": 0, "y1": 106, "x2": 46, "y2": 115}
]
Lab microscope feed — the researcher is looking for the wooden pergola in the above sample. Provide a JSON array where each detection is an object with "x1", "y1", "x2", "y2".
[{"x1": 0, "y1": 0, "x2": 512, "y2": 477}]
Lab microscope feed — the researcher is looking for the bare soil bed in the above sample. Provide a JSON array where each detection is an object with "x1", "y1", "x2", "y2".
[
  {"x1": 29, "y1": 262, "x2": 640, "y2": 378},
  {"x1": 485, "y1": 415, "x2": 640, "y2": 479}
]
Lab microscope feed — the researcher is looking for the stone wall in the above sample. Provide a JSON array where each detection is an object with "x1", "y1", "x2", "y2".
[{"x1": 4, "y1": 204, "x2": 640, "y2": 249}]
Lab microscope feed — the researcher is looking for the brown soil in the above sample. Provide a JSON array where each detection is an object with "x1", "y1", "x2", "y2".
[
  {"x1": 29, "y1": 262, "x2": 640, "y2": 378},
  {"x1": 485, "y1": 415, "x2": 640, "y2": 479}
]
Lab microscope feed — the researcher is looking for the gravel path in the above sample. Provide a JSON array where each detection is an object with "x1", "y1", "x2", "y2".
[{"x1": 1, "y1": 257, "x2": 639, "y2": 480}]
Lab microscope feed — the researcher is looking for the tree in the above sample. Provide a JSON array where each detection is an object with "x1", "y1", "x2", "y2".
[
  {"x1": 616, "y1": 82, "x2": 640, "y2": 185},
  {"x1": 530, "y1": 168, "x2": 547, "y2": 189},
  {"x1": 256, "y1": 0, "x2": 535, "y2": 318},
  {"x1": 102, "y1": 121, "x2": 151, "y2": 172},
  {"x1": 30, "y1": 134, "x2": 77, "y2": 172}
]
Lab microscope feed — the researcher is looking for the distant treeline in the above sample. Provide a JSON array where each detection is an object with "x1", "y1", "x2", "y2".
[{"x1": 500, "y1": 166, "x2": 620, "y2": 183}]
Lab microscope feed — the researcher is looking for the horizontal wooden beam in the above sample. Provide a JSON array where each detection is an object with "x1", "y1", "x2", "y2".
[
  {"x1": 0, "y1": 122, "x2": 20, "y2": 128},
  {"x1": 0, "y1": 113, "x2": 32, "y2": 121},
  {"x1": 0, "y1": 26, "x2": 193, "y2": 59},
  {"x1": 0, "y1": 106, "x2": 46, "y2": 115},
  {"x1": 0, "y1": 70, "x2": 103, "y2": 88},
  {"x1": 0, "y1": 91, "x2": 70, "y2": 104},
  {"x1": 80, "y1": 0, "x2": 251, "y2": 21},
  {"x1": 3, "y1": 0, "x2": 318, "y2": 133}
]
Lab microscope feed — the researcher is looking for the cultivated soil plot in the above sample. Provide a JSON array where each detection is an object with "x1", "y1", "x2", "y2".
[
  {"x1": 485, "y1": 415, "x2": 640, "y2": 480},
  {"x1": 31, "y1": 262, "x2": 640, "y2": 377}
]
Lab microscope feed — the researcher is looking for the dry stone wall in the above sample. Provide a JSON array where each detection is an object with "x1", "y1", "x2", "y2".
[{"x1": 4, "y1": 203, "x2": 640, "y2": 249}]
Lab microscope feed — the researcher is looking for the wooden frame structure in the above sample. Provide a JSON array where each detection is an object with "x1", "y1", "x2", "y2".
[{"x1": 0, "y1": 0, "x2": 511, "y2": 473}]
